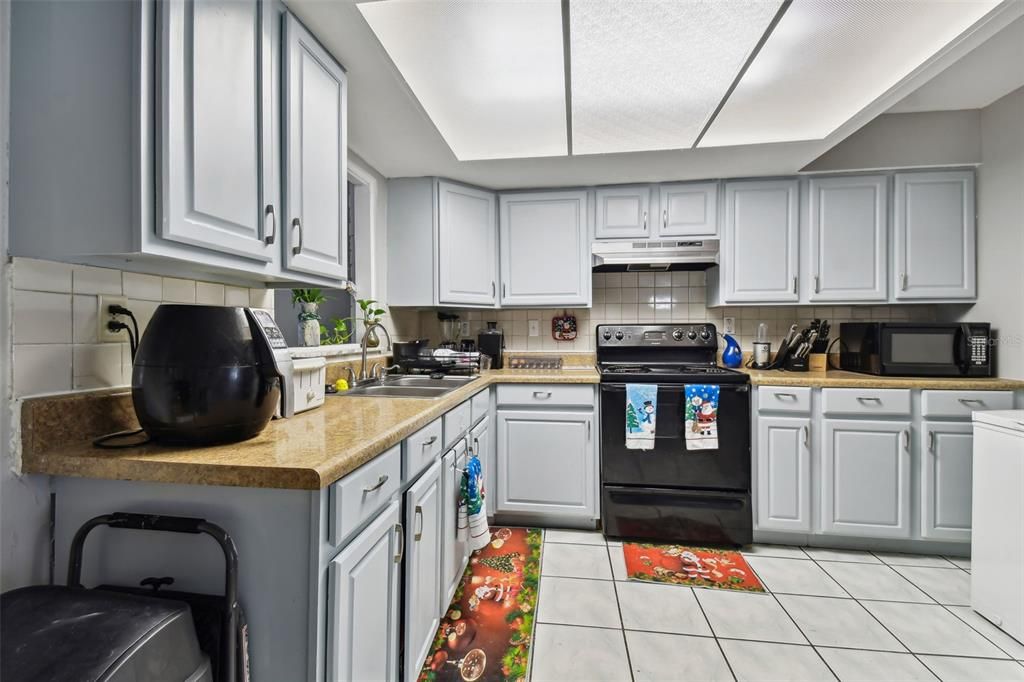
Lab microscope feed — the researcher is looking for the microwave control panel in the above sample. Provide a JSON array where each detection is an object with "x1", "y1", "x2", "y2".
[{"x1": 970, "y1": 335, "x2": 989, "y2": 366}]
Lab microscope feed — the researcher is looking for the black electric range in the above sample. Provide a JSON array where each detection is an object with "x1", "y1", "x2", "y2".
[{"x1": 597, "y1": 324, "x2": 752, "y2": 546}]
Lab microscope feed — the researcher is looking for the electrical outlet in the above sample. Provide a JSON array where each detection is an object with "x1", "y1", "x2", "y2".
[
  {"x1": 98, "y1": 296, "x2": 129, "y2": 342},
  {"x1": 723, "y1": 317, "x2": 736, "y2": 335},
  {"x1": 528, "y1": 319, "x2": 540, "y2": 337},
  {"x1": 459, "y1": 321, "x2": 470, "y2": 337}
]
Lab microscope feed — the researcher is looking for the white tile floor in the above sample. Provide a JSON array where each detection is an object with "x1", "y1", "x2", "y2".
[{"x1": 528, "y1": 531, "x2": 1024, "y2": 682}]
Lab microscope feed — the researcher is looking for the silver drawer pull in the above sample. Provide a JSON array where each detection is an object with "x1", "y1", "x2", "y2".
[
  {"x1": 414, "y1": 505, "x2": 423, "y2": 541},
  {"x1": 394, "y1": 523, "x2": 404, "y2": 564},
  {"x1": 958, "y1": 398, "x2": 984, "y2": 406},
  {"x1": 422, "y1": 435, "x2": 438, "y2": 447},
  {"x1": 533, "y1": 391, "x2": 552, "y2": 400},
  {"x1": 291, "y1": 217, "x2": 303, "y2": 255},
  {"x1": 928, "y1": 431, "x2": 936, "y2": 453},
  {"x1": 264, "y1": 204, "x2": 276, "y2": 245},
  {"x1": 801, "y1": 425, "x2": 809, "y2": 447},
  {"x1": 775, "y1": 393, "x2": 798, "y2": 400},
  {"x1": 362, "y1": 474, "x2": 389, "y2": 493},
  {"x1": 901, "y1": 430, "x2": 910, "y2": 451},
  {"x1": 857, "y1": 396, "x2": 882, "y2": 404}
]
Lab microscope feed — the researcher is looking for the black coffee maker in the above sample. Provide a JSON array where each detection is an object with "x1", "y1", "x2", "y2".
[{"x1": 477, "y1": 322, "x2": 504, "y2": 369}]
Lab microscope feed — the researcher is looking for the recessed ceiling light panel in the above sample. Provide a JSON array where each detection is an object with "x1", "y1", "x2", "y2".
[
  {"x1": 699, "y1": 0, "x2": 1001, "y2": 147},
  {"x1": 569, "y1": 0, "x2": 783, "y2": 155},
  {"x1": 358, "y1": 0, "x2": 566, "y2": 160}
]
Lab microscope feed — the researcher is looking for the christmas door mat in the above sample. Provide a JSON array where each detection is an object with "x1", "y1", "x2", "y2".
[
  {"x1": 622, "y1": 543, "x2": 764, "y2": 592},
  {"x1": 419, "y1": 527, "x2": 542, "y2": 682}
]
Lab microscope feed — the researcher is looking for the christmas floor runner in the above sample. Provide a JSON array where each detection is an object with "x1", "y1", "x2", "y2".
[
  {"x1": 418, "y1": 527, "x2": 542, "y2": 682},
  {"x1": 622, "y1": 542, "x2": 765, "y2": 592}
]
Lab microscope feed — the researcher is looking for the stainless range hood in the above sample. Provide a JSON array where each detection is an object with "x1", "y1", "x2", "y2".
[{"x1": 591, "y1": 239, "x2": 719, "y2": 271}]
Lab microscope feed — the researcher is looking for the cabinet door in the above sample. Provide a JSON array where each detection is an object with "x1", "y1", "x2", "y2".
[
  {"x1": 821, "y1": 419, "x2": 912, "y2": 538},
  {"x1": 500, "y1": 191, "x2": 589, "y2": 306},
  {"x1": 756, "y1": 416, "x2": 811, "y2": 532},
  {"x1": 438, "y1": 181, "x2": 498, "y2": 306},
  {"x1": 808, "y1": 176, "x2": 888, "y2": 302},
  {"x1": 594, "y1": 186, "x2": 651, "y2": 239},
  {"x1": 657, "y1": 182, "x2": 718, "y2": 238},
  {"x1": 921, "y1": 421, "x2": 973, "y2": 542},
  {"x1": 283, "y1": 13, "x2": 348, "y2": 280},
  {"x1": 440, "y1": 441, "x2": 469, "y2": 613},
  {"x1": 721, "y1": 179, "x2": 799, "y2": 302},
  {"x1": 403, "y1": 460, "x2": 442, "y2": 682},
  {"x1": 496, "y1": 410, "x2": 595, "y2": 517},
  {"x1": 471, "y1": 417, "x2": 495, "y2": 518},
  {"x1": 159, "y1": 0, "x2": 276, "y2": 262},
  {"x1": 327, "y1": 499, "x2": 401, "y2": 682},
  {"x1": 894, "y1": 170, "x2": 975, "y2": 300}
]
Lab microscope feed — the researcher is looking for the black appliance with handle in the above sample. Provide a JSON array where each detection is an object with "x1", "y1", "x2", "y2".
[
  {"x1": 839, "y1": 322, "x2": 992, "y2": 377},
  {"x1": 597, "y1": 324, "x2": 752, "y2": 546}
]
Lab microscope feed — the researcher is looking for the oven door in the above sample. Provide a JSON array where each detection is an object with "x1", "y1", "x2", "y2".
[
  {"x1": 879, "y1": 324, "x2": 967, "y2": 376},
  {"x1": 600, "y1": 382, "x2": 751, "y2": 491}
]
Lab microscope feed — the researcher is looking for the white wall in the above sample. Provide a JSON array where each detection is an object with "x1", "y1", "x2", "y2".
[{"x1": 970, "y1": 87, "x2": 1024, "y2": 379}]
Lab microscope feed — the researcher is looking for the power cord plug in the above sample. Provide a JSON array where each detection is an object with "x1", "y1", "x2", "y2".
[{"x1": 107, "y1": 304, "x2": 140, "y2": 361}]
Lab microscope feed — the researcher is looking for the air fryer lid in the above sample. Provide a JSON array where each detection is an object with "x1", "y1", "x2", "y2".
[{"x1": 135, "y1": 305, "x2": 264, "y2": 368}]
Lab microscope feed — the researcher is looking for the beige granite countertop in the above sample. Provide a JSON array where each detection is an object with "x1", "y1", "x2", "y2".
[
  {"x1": 20, "y1": 369, "x2": 599, "y2": 491},
  {"x1": 740, "y1": 367, "x2": 1024, "y2": 390}
]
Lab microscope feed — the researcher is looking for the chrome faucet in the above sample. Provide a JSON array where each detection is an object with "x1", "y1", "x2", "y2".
[{"x1": 358, "y1": 322, "x2": 393, "y2": 383}]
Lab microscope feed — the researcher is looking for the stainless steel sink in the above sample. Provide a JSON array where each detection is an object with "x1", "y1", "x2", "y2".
[{"x1": 336, "y1": 374, "x2": 479, "y2": 399}]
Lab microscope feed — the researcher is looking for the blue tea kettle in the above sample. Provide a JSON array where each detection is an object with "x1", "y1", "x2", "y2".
[{"x1": 721, "y1": 334, "x2": 743, "y2": 368}]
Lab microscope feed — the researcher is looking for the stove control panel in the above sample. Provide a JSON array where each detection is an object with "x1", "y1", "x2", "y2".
[{"x1": 597, "y1": 324, "x2": 718, "y2": 348}]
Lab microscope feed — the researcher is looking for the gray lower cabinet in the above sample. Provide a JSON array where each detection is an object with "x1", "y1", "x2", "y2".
[
  {"x1": 404, "y1": 459, "x2": 443, "y2": 682},
  {"x1": 921, "y1": 420, "x2": 974, "y2": 542},
  {"x1": 821, "y1": 418, "x2": 912, "y2": 539},
  {"x1": 440, "y1": 440, "x2": 470, "y2": 612},
  {"x1": 495, "y1": 409, "x2": 596, "y2": 518},
  {"x1": 756, "y1": 416, "x2": 812, "y2": 532},
  {"x1": 470, "y1": 416, "x2": 495, "y2": 518},
  {"x1": 327, "y1": 499, "x2": 402, "y2": 682}
]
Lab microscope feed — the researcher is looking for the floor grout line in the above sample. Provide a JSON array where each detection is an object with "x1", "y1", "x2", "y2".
[
  {"x1": 604, "y1": 543, "x2": 635, "y2": 682},
  {"x1": 689, "y1": 585, "x2": 739, "y2": 682},
  {"x1": 935, "y1": 601, "x2": 1024, "y2": 662}
]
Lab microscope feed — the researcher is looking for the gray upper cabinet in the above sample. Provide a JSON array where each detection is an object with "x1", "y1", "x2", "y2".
[
  {"x1": 282, "y1": 13, "x2": 348, "y2": 281},
  {"x1": 756, "y1": 416, "x2": 811, "y2": 533},
  {"x1": 719, "y1": 179, "x2": 800, "y2": 303},
  {"x1": 437, "y1": 182, "x2": 499, "y2": 307},
  {"x1": 821, "y1": 418, "x2": 912, "y2": 539},
  {"x1": 657, "y1": 182, "x2": 718, "y2": 238},
  {"x1": 894, "y1": 170, "x2": 976, "y2": 300},
  {"x1": 499, "y1": 191, "x2": 590, "y2": 307},
  {"x1": 808, "y1": 176, "x2": 888, "y2": 302},
  {"x1": 921, "y1": 421, "x2": 973, "y2": 542},
  {"x1": 159, "y1": 0, "x2": 276, "y2": 263},
  {"x1": 594, "y1": 186, "x2": 652, "y2": 239}
]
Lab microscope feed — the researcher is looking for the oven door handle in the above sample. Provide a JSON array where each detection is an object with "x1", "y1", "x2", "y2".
[
  {"x1": 600, "y1": 382, "x2": 748, "y2": 393},
  {"x1": 953, "y1": 324, "x2": 971, "y2": 375}
]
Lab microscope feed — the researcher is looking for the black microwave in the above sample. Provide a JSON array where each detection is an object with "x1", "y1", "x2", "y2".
[{"x1": 839, "y1": 322, "x2": 992, "y2": 377}]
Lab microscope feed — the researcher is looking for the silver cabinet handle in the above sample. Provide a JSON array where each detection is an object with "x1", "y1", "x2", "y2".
[
  {"x1": 394, "y1": 523, "x2": 404, "y2": 564},
  {"x1": 362, "y1": 474, "x2": 389, "y2": 493},
  {"x1": 473, "y1": 437, "x2": 480, "y2": 455},
  {"x1": 491, "y1": 281, "x2": 496, "y2": 297},
  {"x1": 587, "y1": 420, "x2": 592, "y2": 441},
  {"x1": 928, "y1": 431, "x2": 936, "y2": 453},
  {"x1": 958, "y1": 398, "x2": 984, "y2": 406},
  {"x1": 792, "y1": 277, "x2": 798, "y2": 294},
  {"x1": 414, "y1": 505, "x2": 423, "y2": 541},
  {"x1": 813, "y1": 275, "x2": 820, "y2": 294},
  {"x1": 533, "y1": 391, "x2": 552, "y2": 399},
  {"x1": 775, "y1": 393, "x2": 798, "y2": 400},
  {"x1": 801, "y1": 425, "x2": 809, "y2": 447},
  {"x1": 662, "y1": 209, "x2": 668, "y2": 229},
  {"x1": 901, "y1": 429, "x2": 910, "y2": 451},
  {"x1": 264, "y1": 204, "x2": 276, "y2": 244},
  {"x1": 900, "y1": 272, "x2": 907, "y2": 290},
  {"x1": 642, "y1": 211, "x2": 648, "y2": 231},
  {"x1": 422, "y1": 435, "x2": 438, "y2": 447},
  {"x1": 857, "y1": 396, "x2": 882, "y2": 404},
  {"x1": 291, "y1": 218, "x2": 303, "y2": 255}
]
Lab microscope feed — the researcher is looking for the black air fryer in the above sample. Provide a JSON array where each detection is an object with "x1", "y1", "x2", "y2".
[{"x1": 132, "y1": 305, "x2": 287, "y2": 445}]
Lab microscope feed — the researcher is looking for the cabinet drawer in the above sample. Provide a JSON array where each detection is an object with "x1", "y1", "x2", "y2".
[
  {"x1": 471, "y1": 389, "x2": 490, "y2": 425},
  {"x1": 496, "y1": 384, "x2": 594, "y2": 408},
  {"x1": 403, "y1": 418, "x2": 443, "y2": 482},
  {"x1": 443, "y1": 401, "x2": 472, "y2": 448},
  {"x1": 921, "y1": 390, "x2": 1013, "y2": 419},
  {"x1": 758, "y1": 386, "x2": 812, "y2": 414},
  {"x1": 822, "y1": 388, "x2": 911, "y2": 417},
  {"x1": 329, "y1": 445, "x2": 402, "y2": 547}
]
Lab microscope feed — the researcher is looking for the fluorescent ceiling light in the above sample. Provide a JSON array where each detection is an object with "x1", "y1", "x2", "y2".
[
  {"x1": 357, "y1": 0, "x2": 566, "y2": 161},
  {"x1": 569, "y1": 0, "x2": 783, "y2": 155},
  {"x1": 699, "y1": 0, "x2": 1001, "y2": 147}
]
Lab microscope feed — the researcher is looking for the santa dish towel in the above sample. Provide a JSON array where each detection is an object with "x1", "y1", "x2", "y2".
[
  {"x1": 625, "y1": 384, "x2": 658, "y2": 450},
  {"x1": 684, "y1": 384, "x2": 720, "y2": 450},
  {"x1": 461, "y1": 450, "x2": 491, "y2": 552}
]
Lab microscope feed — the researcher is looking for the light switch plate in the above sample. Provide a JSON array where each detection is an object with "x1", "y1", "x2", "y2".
[
  {"x1": 528, "y1": 320, "x2": 539, "y2": 337},
  {"x1": 723, "y1": 317, "x2": 736, "y2": 334},
  {"x1": 97, "y1": 296, "x2": 129, "y2": 343}
]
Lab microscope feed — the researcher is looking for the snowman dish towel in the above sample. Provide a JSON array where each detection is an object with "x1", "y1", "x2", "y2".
[
  {"x1": 625, "y1": 384, "x2": 658, "y2": 450},
  {"x1": 684, "y1": 384, "x2": 720, "y2": 450}
]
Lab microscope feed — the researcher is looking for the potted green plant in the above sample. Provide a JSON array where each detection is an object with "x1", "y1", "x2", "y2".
[
  {"x1": 319, "y1": 317, "x2": 353, "y2": 346},
  {"x1": 357, "y1": 299, "x2": 386, "y2": 348},
  {"x1": 291, "y1": 289, "x2": 327, "y2": 347}
]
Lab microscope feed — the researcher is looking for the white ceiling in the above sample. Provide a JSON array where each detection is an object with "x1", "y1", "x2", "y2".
[
  {"x1": 888, "y1": 14, "x2": 1024, "y2": 113},
  {"x1": 286, "y1": 0, "x2": 1023, "y2": 189}
]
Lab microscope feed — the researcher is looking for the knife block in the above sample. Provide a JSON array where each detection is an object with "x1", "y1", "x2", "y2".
[{"x1": 784, "y1": 355, "x2": 810, "y2": 372}]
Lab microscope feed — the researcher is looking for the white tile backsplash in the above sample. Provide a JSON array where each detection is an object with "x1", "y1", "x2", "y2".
[{"x1": 11, "y1": 258, "x2": 273, "y2": 397}]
